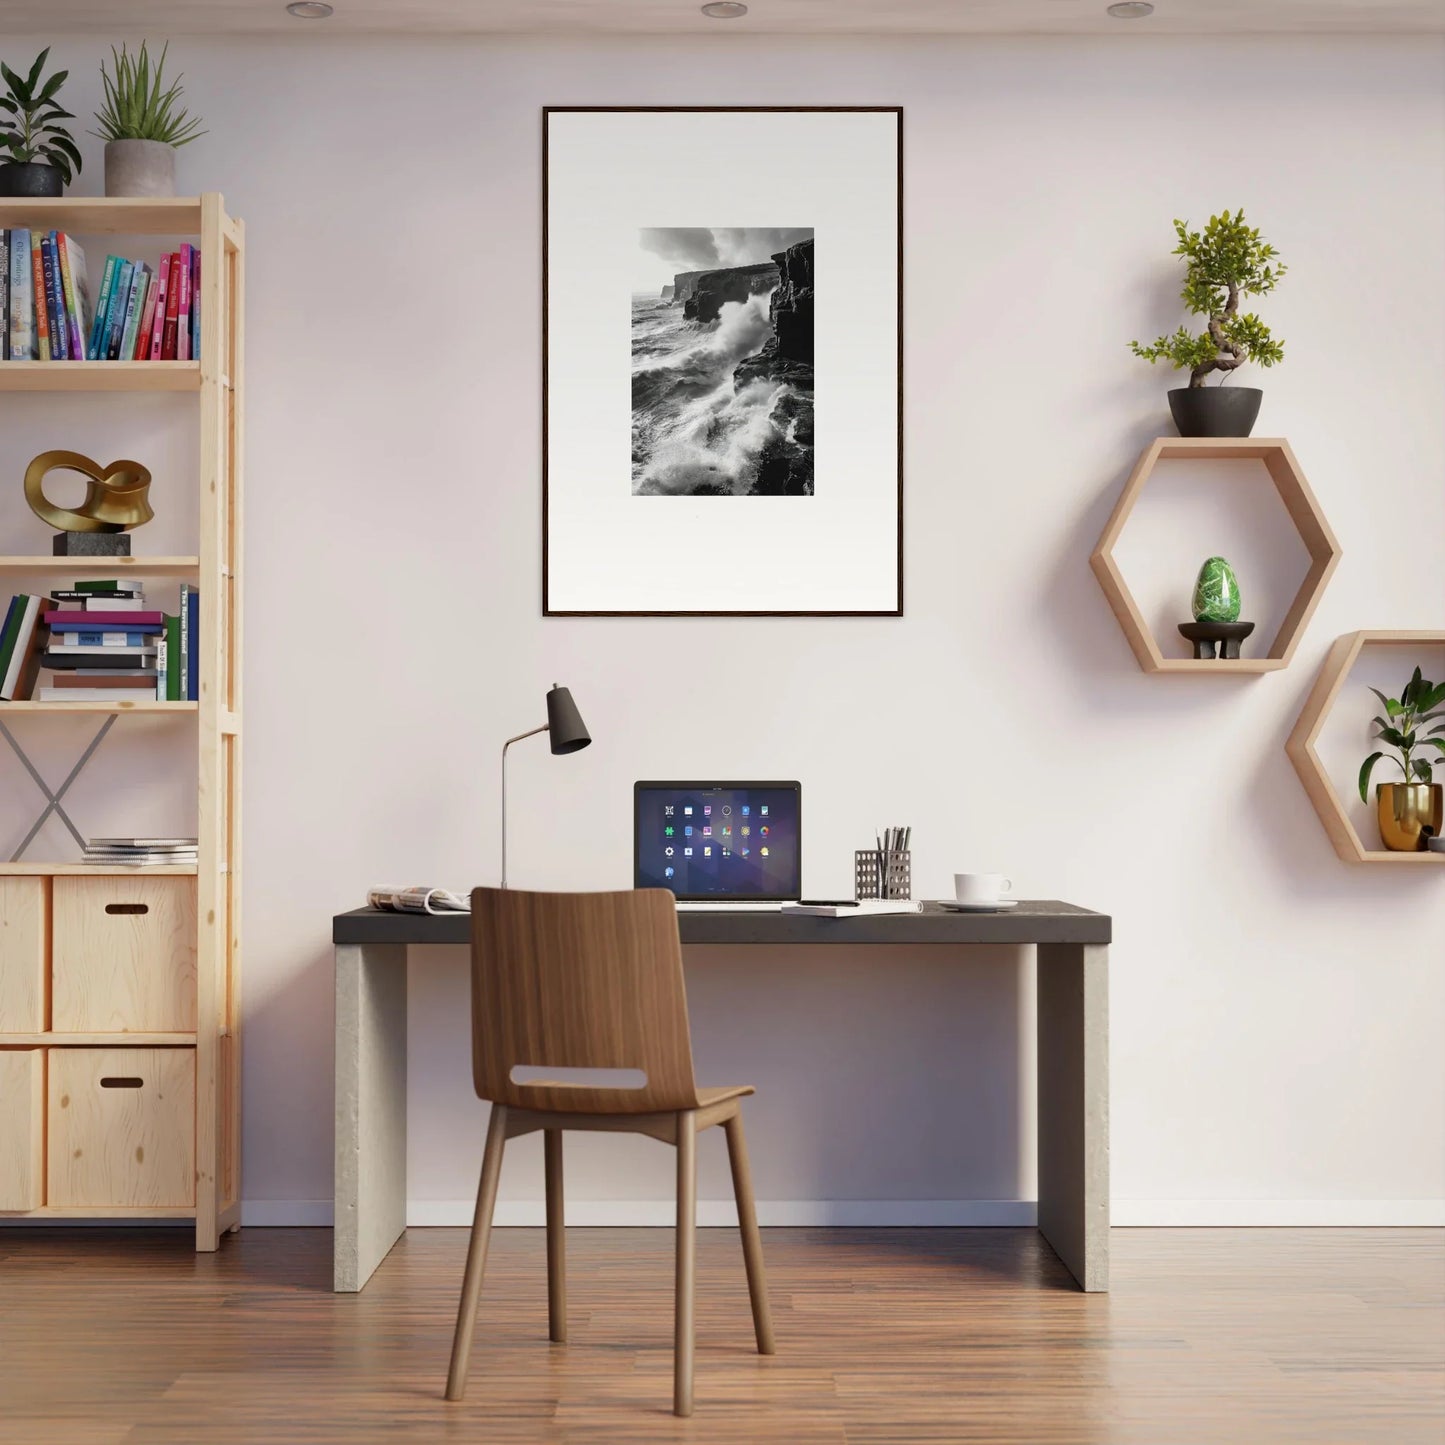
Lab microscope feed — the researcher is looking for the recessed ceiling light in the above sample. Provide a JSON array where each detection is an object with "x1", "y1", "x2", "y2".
[
  {"x1": 286, "y1": 1, "x2": 334, "y2": 16},
  {"x1": 701, "y1": 2, "x2": 748, "y2": 17},
  {"x1": 1106, "y1": 1, "x2": 1154, "y2": 16}
]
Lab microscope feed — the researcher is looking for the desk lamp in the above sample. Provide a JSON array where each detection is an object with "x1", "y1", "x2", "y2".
[{"x1": 500, "y1": 684, "x2": 591, "y2": 887}]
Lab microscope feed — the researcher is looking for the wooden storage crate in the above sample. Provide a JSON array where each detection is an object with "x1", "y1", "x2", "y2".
[
  {"x1": 0, "y1": 877, "x2": 48, "y2": 1032},
  {"x1": 0, "y1": 1049, "x2": 45, "y2": 1211},
  {"x1": 51, "y1": 876, "x2": 198, "y2": 1033},
  {"x1": 47, "y1": 1047, "x2": 195, "y2": 1208}
]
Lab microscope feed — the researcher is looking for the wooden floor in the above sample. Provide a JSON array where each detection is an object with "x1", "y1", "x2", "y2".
[{"x1": 0, "y1": 1227, "x2": 1441, "y2": 1444}]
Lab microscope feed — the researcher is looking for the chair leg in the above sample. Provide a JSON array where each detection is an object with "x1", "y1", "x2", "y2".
[
  {"x1": 544, "y1": 1128, "x2": 566, "y2": 1343},
  {"x1": 445, "y1": 1104, "x2": 508, "y2": 1401},
  {"x1": 723, "y1": 1111, "x2": 776, "y2": 1355},
  {"x1": 674, "y1": 1109, "x2": 698, "y2": 1418}
]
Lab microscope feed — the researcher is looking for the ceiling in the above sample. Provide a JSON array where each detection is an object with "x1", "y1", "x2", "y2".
[{"x1": 7, "y1": 0, "x2": 1443, "y2": 35}]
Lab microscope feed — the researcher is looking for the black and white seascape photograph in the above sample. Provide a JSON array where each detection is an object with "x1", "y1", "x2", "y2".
[{"x1": 631, "y1": 227, "x2": 814, "y2": 497}]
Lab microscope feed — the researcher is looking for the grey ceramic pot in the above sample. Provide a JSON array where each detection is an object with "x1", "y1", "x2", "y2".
[
  {"x1": 1168, "y1": 386, "x2": 1263, "y2": 438},
  {"x1": 104, "y1": 139, "x2": 176, "y2": 198},
  {"x1": 0, "y1": 161, "x2": 64, "y2": 197}
]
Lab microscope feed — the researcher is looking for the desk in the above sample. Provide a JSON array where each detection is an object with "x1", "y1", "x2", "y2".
[{"x1": 332, "y1": 900, "x2": 1110, "y2": 1294}]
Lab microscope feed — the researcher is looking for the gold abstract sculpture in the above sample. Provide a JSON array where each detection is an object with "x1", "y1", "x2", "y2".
[{"x1": 24, "y1": 450, "x2": 154, "y2": 533}]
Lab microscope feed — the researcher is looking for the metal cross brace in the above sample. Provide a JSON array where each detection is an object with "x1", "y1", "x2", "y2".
[{"x1": 0, "y1": 714, "x2": 117, "y2": 861}]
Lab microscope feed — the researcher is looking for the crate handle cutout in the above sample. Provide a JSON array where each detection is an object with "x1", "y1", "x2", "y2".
[
  {"x1": 104, "y1": 903, "x2": 149, "y2": 915},
  {"x1": 509, "y1": 1065, "x2": 647, "y2": 1090},
  {"x1": 100, "y1": 1076, "x2": 144, "y2": 1089}
]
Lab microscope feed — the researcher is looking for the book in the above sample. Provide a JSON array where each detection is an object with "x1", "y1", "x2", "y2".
[
  {"x1": 9, "y1": 230, "x2": 33, "y2": 359},
  {"x1": 779, "y1": 901, "x2": 922, "y2": 918},
  {"x1": 0, "y1": 595, "x2": 23, "y2": 679},
  {"x1": 50, "y1": 672, "x2": 158, "y2": 689},
  {"x1": 147, "y1": 254, "x2": 170, "y2": 359},
  {"x1": 45, "y1": 610, "x2": 165, "y2": 628},
  {"x1": 88, "y1": 254, "x2": 119, "y2": 359},
  {"x1": 41, "y1": 233, "x2": 66, "y2": 359},
  {"x1": 54, "y1": 632, "x2": 154, "y2": 647},
  {"x1": 154, "y1": 633, "x2": 167, "y2": 699},
  {"x1": 57, "y1": 233, "x2": 89, "y2": 361},
  {"x1": 37, "y1": 687, "x2": 158, "y2": 702},
  {"x1": 103, "y1": 259, "x2": 134, "y2": 360},
  {"x1": 190, "y1": 248, "x2": 200, "y2": 359},
  {"x1": 30, "y1": 233, "x2": 50, "y2": 362},
  {"x1": 1, "y1": 595, "x2": 45, "y2": 700},
  {"x1": 90, "y1": 837, "x2": 198, "y2": 849},
  {"x1": 72, "y1": 579, "x2": 142, "y2": 594},
  {"x1": 118, "y1": 263, "x2": 149, "y2": 362},
  {"x1": 164, "y1": 613, "x2": 181, "y2": 701},
  {"x1": 181, "y1": 585, "x2": 199, "y2": 702},
  {"x1": 176, "y1": 244, "x2": 193, "y2": 363},
  {"x1": 49, "y1": 590, "x2": 144, "y2": 602},
  {"x1": 161, "y1": 252, "x2": 181, "y2": 359},
  {"x1": 0, "y1": 229, "x2": 8, "y2": 360},
  {"x1": 134, "y1": 269, "x2": 159, "y2": 359},
  {"x1": 43, "y1": 650, "x2": 156, "y2": 669},
  {"x1": 55, "y1": 596, "x2": 148, "y2": 612}
]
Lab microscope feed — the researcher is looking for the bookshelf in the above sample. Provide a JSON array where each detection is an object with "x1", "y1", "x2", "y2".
[{"x1": 0, "y1": 194, "x2": 243, "y2": 1250}]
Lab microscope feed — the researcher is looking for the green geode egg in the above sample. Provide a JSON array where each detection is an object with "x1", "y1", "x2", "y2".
[{"x1": 1192, "y1": 556, "x2": 1241, "y2": 622}]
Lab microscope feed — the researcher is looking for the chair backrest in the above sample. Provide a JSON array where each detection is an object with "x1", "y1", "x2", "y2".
[{"x1": 468, "y1": 887, "x2": 702, "y2": 1115}]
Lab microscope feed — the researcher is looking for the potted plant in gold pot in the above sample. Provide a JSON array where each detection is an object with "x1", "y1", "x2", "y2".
[{"x1": 1359, "y1": 668, "x2": 1445, "y2": 851}]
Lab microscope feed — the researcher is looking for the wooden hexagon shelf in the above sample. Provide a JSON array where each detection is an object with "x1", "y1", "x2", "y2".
[
  {"x1": 1286, "y1": 630, "x2": 1445, "y2": 866},
  {"x1": 1090, "y1": 437, "x2": 1342, "y2": 674}
]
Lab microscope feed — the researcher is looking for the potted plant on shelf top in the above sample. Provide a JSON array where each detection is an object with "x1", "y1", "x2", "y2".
[
  {"x1": 1359, "y1": 667, "x2": 1445, "y2": 852},
  {"x1": 1130, "y1": 209, "x2": 1286, "y2": 438},
  {"x1": 93, "y1": 42, "x2": 205, "y2": 198},
  {"x1": 0, "y1": 49, "x2": 82, "y2": 197}
]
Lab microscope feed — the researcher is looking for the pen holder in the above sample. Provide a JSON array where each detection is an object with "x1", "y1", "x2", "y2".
[{"x1": 855, "y1": 849, "x2": 911, "y2": 901}]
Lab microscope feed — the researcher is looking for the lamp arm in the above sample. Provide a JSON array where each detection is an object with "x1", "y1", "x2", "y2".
[{"x1": 500, "y1": 724, "x2": 550, "y2": 889}]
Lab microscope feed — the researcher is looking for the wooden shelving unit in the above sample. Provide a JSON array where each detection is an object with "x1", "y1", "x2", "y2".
[
  {"x1": 0, "y1": 194, "x2": 243, "y2": 1249},
  {"x1": 1286, "y1": 630, "x2": 1445, "y2": 866},
  {"x1": 1091, "y1": 437, "x2": 1342, "y2": 674}
]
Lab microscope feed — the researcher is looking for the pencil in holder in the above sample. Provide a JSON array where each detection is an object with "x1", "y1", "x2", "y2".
[{"x1": 855, "y1": 849, "x2": 911, "y2": 901}]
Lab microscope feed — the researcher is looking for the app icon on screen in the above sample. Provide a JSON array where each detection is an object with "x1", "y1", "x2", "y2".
[
  {"x1": 684, "y1": 848, "x2": 692, "y2": 856},
  {"x1": 703, "y1": 805, "x2": 712, "y2": 816},
  {"x1": 702, "y1": 826, "x2": 711, "y2": 836},
  {"x1": 665, "y1": 805, "x2": 674, "y2": 817},
  {"x1": 683, "y1": 805, "x2": 693, "y2": 815},
  {"x1": 665, "y1": 826, "x2": 675, "y2": 837},
  {"x1": 665, "y1": 846, "x2": 674, "y2": 856},
  {"x1": 665, "y1": 866, "x2": 675, "y2": 878},
  {"x1": 760, "y1": 825, "x2": 769, "y2": 837},
  {"x1": 741, "y1": 826, "x2": 750, "y2": 837},
  {"x1": 722, "y1": 805, "x2": 732, "y2": 816},
  {"x1": 722, "y1": 848, "x2": 731, "y2": 857},
  {"x1": 684, "y1": 826, "x2": 693, "y2": 837},
  {"x1": 741, "y1": 805, "x2": 750, "y2": 816},
  {"x1": 703, "y1": 846, "x2": 712, "y2": 857},
  {"x1": 721, "y1": 826, "x2": 731, "y2": 836},
  {"x1": 760, "y1": 805, "x2": 769, "y2": 816},
  {"x1": 740, "y1": 847, "x2": 750, "y2": 857},
  {"x1": 760, "y1": 847, "x2": 769, "y2": 856}
]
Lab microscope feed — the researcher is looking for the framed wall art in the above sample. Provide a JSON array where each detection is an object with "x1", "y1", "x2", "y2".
[{"x1": 543, "y1": 106, "x2": 903, "y2": 616}]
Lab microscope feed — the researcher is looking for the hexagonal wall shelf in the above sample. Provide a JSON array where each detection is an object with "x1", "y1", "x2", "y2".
[
  {"x1": 1286, "y1": 630, "x2": 1445, "y2": 866},
  {"x1": 1090, "y1": 437, "x2": 1342, "y2": 674}
]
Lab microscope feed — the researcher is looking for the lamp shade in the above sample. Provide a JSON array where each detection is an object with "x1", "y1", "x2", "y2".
[{"x1": 545, "y1": 684, "x2": 591, "y2": 754}]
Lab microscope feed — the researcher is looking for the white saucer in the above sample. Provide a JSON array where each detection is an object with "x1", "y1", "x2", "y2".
[{"x1": 934, "y1": 898, "x2": 1018, "y2": 912}]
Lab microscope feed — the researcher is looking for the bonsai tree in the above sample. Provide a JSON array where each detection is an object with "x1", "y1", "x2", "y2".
[
  {"x1": 1131, "y1": 210, "x2": 1285, "y2": 388},
  {"x1": 0, "y1": 48, "x2": 82, "y2": 185},
  {"x1": 92, "y1": 42, "x2": 206, "y2": 149},
  {"x1": 1359, "y1": 667, "x2": 1445, "y2": 801}
]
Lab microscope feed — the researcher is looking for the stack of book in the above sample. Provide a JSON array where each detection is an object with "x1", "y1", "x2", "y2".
[
  {"x1": 0, "y1": 579, "x2": 200, "y2": 702},
  {"x1": 1, "y1": 230, "x2": 200, "y2": 362},
  {"x1": 83, "y1": 836, "x2": 198, "y2": 868}
]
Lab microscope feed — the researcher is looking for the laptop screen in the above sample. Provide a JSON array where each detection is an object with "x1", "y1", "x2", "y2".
[{"x1": 634, "y1": 781, "x2": 801, "y2": 901}]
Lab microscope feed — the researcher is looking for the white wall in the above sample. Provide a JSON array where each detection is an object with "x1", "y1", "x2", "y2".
[{"x1": 3, "y1": 33, "x2": 1442, "y2": 1226}]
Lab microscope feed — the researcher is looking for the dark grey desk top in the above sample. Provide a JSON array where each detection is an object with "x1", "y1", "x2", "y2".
[{"x1": 333, "y1": 900, "x2": 1109, "y2": 947}]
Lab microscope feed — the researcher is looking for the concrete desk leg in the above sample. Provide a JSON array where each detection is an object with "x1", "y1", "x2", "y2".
[
  {"x1": 335, "y1": 942, "x2": 408, "y2": 1292},
  {"x1": 1036, "y1": 943, "x2": 1109, "y2": 1292}
]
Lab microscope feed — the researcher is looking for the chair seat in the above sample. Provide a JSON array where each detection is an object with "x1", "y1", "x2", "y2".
[{"x1": 696, "y1": 1084, "x2": 754, "y2": 1108}]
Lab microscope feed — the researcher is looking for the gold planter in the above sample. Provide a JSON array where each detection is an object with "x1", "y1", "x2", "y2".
[{"x1": 1376, "y1": 782, "x2": 1444, "y2": 852}]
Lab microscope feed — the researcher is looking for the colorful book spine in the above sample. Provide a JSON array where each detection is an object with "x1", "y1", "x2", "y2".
[
  {"x1": 0, "y1": 230, "x2": 8, "y2": 361},
  {"x1": 42, "y1": 234, "x2": 67, "y2": 360},
  {"x1": 103, "y1": 260, "x2": 134, "y2": 361},
  {"x1": 190, "y1": 248, "x2": 200, "y2": 359},
  {"x1": 134, "y1": 270, "x2": 158, "y2": 359},
  {"x1": 118, "y1": 264, "x2": 149, "y2": 363},
  {"x1": 184, "y1": 586, "x2": 199, "y2": 701},
  {"x1": 161, "y1": 253, "x2": 181, "y2": 359},
  {"x1": 164, "y1": 614, "x2": 181, "y2": 701},
  {"x1": 0, "y1": 595, "x2": 23, "y2": 678},
  {"x1": 30, "y1": 234, "x2": 50, "y2": 362},
  {"x1": 154, "y1": 633, "x2": 168, "y2": 701},
  {"x1": 176, "y1": 243, "x2": 193, "y2": 363},
  {"x1": 45, "y1": 610, "x2": 165, "y2": 628},
  {"x1": 57, "y1": 631, "x2": 153, "y2": 647},
  {"x1": 57, "y1": 233, "x2": 89, "y2": 361},
  {"x1": 0, "y1": 595, "x2": 45, "y2": 700},
  {"x1": 88, "y1": 254, "x2": 119, "y2": 359},
  {"x1": 9, "y1": 230, "x2": 33, "y2": 359},
  {"x1": 147, "y1": 254, "x2": 170, "y2": 359}
]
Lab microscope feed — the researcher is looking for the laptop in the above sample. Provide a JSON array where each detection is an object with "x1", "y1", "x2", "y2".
[{"x1": 634, "y1": 781, "x2": 801, "y2": 909}]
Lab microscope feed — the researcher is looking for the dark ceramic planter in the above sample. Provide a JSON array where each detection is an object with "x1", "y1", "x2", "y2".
[
  {"x1": 0, "y1": 162, "x2": 64, "y2": 197},
  {"x1": 1168, "y1": 386, "x2": 1263, "y2": 438}
]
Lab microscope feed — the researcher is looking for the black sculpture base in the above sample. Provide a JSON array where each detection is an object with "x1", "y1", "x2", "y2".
[
  {"x1": 1178, "y1": 620, "x2": 1256, "y2": 660},
  {"x1": 53, "y1": 532, "x2": 130, "y2": 556}
]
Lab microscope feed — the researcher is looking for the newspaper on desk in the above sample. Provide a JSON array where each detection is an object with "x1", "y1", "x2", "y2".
[{"x1": 367, "y1": 886, "x2": 471, "y2": 915}]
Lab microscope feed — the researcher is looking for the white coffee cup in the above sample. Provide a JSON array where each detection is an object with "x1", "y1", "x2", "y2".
[{"x1": 954, "y1": 872, "x2": 1012, "y2": 905}]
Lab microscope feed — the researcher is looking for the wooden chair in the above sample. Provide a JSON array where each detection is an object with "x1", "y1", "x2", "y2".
[{"x1": 444, "y1": 887, "x2": 776, "y2": 1417}]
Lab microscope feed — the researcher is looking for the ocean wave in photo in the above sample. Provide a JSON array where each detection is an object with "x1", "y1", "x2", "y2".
[{"x1": 631, "y1": 230, "x2": 814, "y2": 497}]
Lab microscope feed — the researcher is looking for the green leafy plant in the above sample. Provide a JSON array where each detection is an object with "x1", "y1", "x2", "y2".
[
  {"x1": 1131, "y1": 210, "x2": 1285, "y2": 388},
  {"x1": 92, "y1": 42, "x2": 205, "y2": 148},
  {"x1": 1358, "y1": 667, "x2": 1445, "y2": 802},
  {"x1": 0, "y1": 48, "x2": 82, "y2": 183}
]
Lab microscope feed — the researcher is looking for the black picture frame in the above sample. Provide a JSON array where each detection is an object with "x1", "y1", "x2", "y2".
[{"x1": 542, "y1": 105, "x2": 904, "y2": 618}]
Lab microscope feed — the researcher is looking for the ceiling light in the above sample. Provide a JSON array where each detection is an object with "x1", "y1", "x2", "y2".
[
  {"x1": 701, "y1": 2, "x2": 748, "y2": 17},
  {"x1": 1106, "y1": 1, "x2": 1154, "y2": 15},
  {"x1": 286, "y1": 1, "x2": 334, "y2": 16}
]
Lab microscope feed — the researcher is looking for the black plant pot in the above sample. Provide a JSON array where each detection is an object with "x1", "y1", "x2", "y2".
[
  {"x1": 1168, "y1": 386, "x2": 1263, "y2": 438},
  {"x1": 0, "y1": 161, "x2": 64, "y2": 198}
]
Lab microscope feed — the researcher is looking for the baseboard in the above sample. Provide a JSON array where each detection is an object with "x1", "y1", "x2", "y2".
[
  {"x1": 233, "y1": 1198, "x2": 1445, "y2": 1229},
  {"x1": 1112, "y1": 1200, "x2": 1445, "y2": 1227}
]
